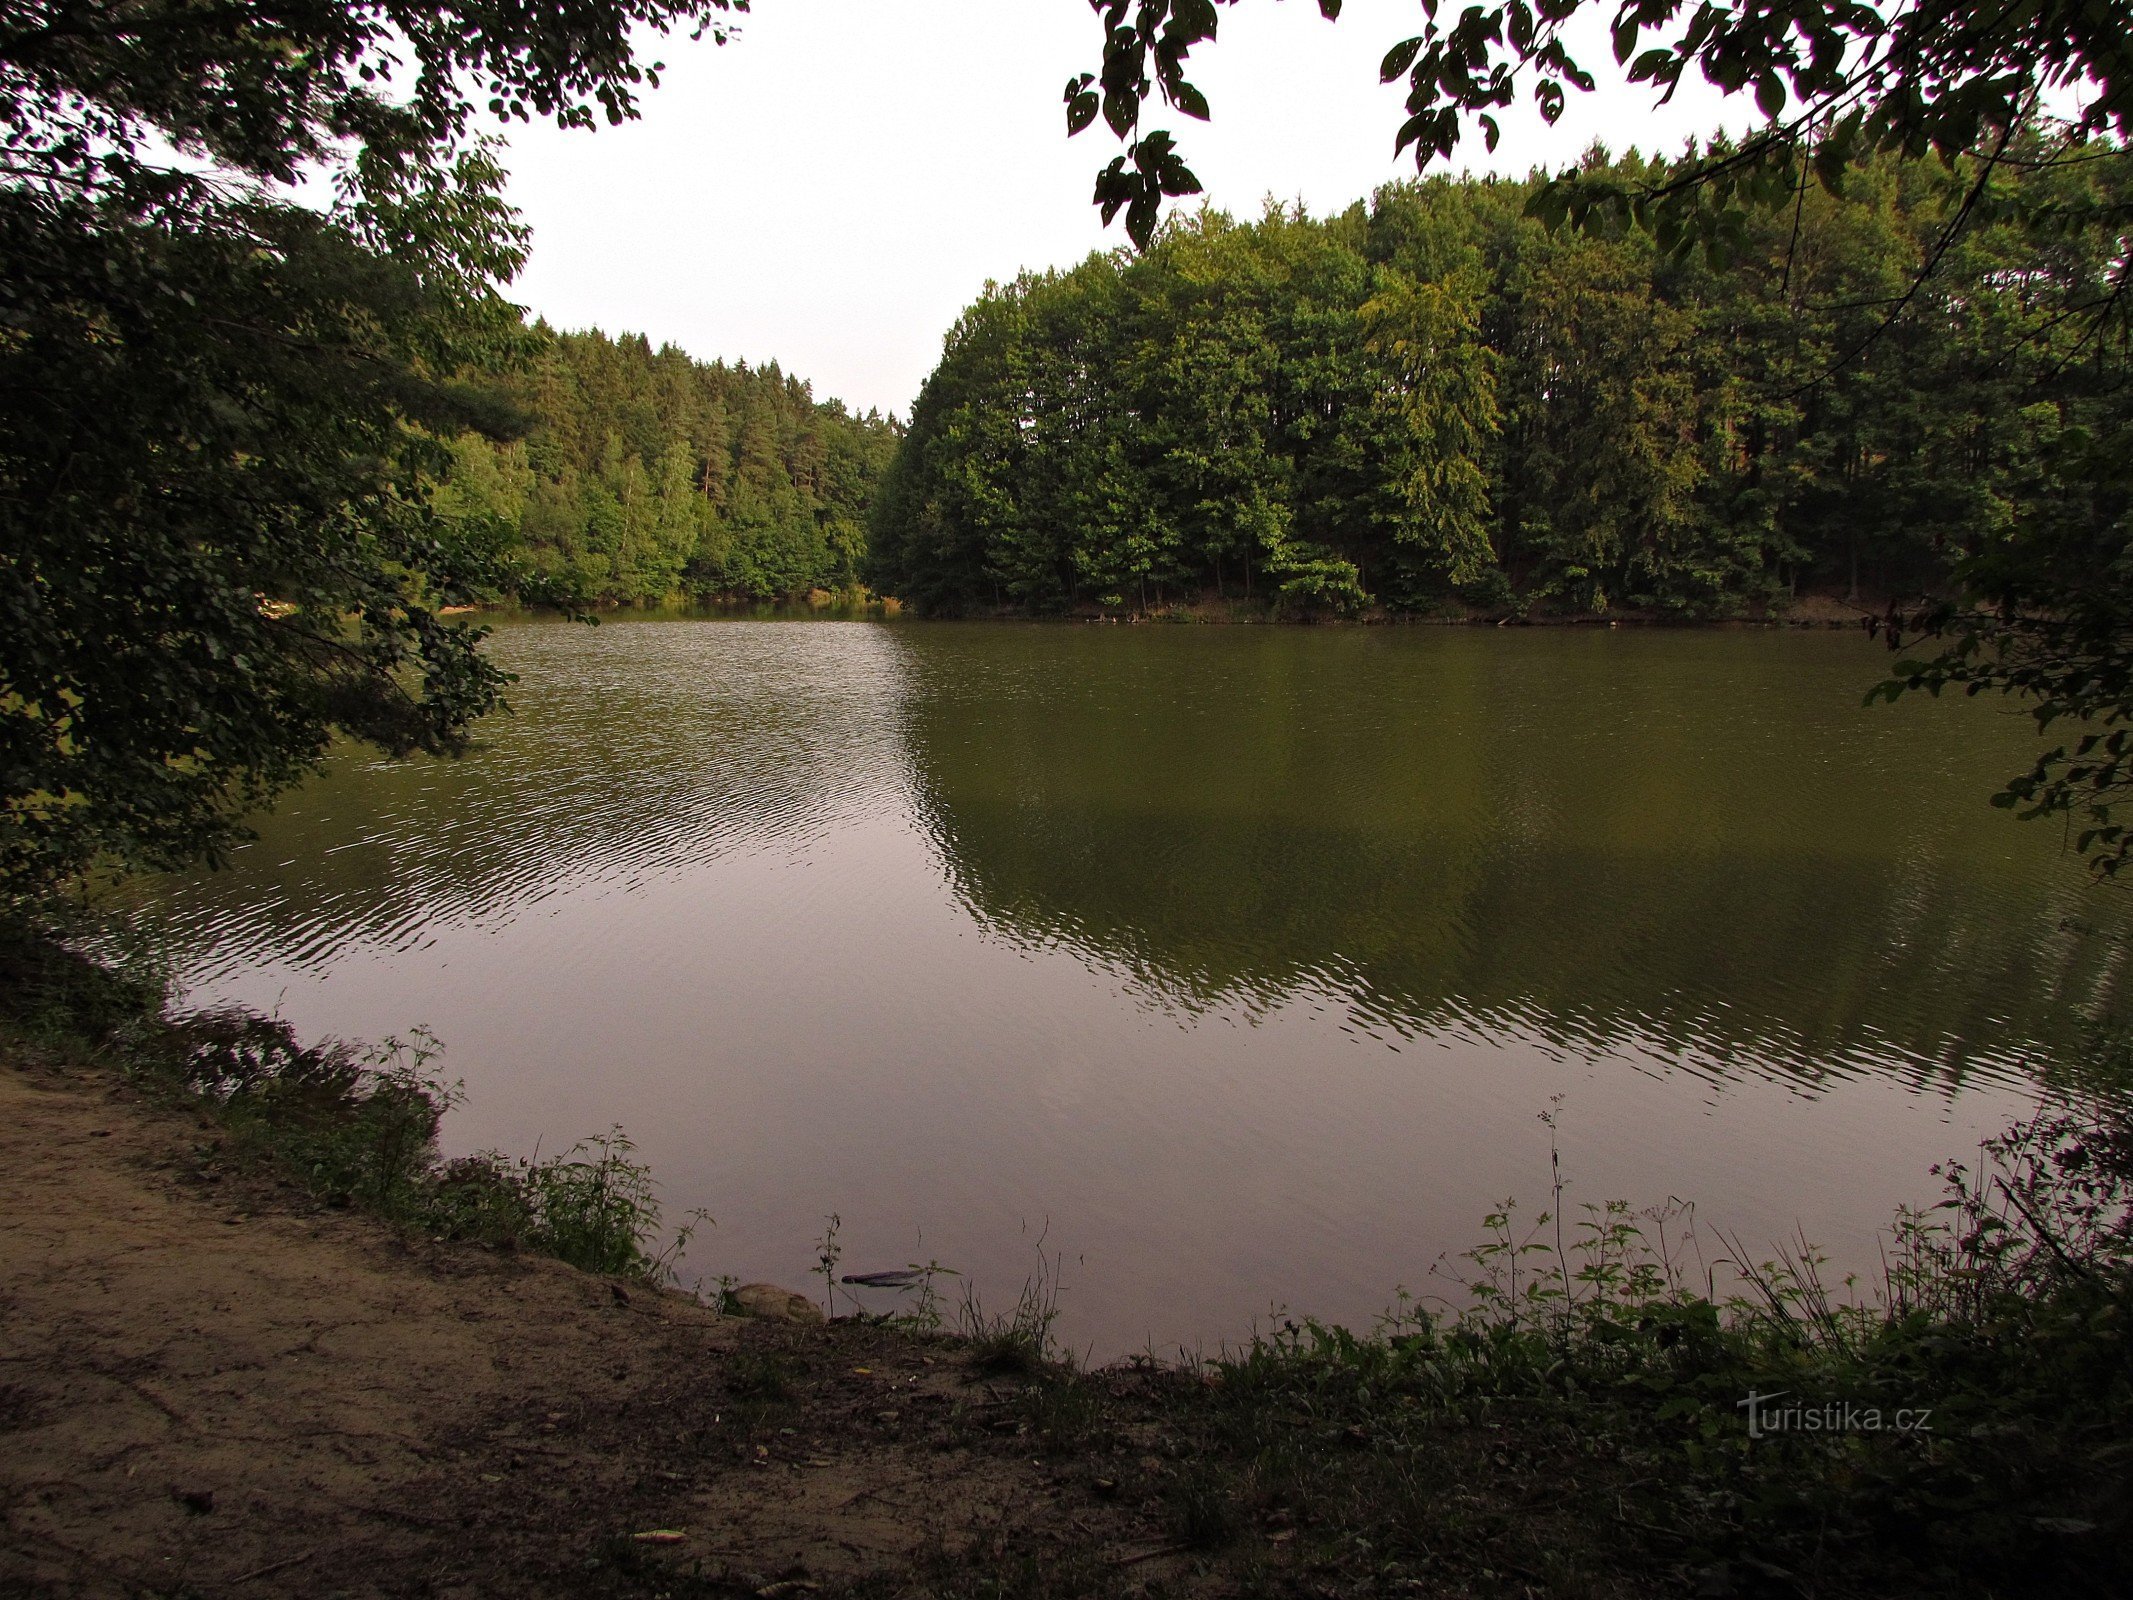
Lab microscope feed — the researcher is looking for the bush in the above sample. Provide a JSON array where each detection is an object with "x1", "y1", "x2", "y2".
[
  {"x1": 1191, "y1": 1102, "x2": 2133, "y2": 1594},
  {"x1": 163, "y1": 1011, "x2": 698, "y2": 1276},
  {"x1": 0, "y1": 916, "x2": 697, "y2": 1282}
]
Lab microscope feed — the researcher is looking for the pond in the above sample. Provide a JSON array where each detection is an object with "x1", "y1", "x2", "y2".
[{"x1": 134, "y1": 618, "x2": 2128, "y2": 1358}]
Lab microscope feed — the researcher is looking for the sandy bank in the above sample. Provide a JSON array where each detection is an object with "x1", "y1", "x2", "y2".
[{"x1": 0, "y1": 1057, "x2": 1186, "y2": 1598}]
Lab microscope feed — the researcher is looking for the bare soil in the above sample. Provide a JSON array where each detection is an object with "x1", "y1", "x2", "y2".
[{"x1": 0, "y1": 1055, "x2": 1192, "y2": 1599}]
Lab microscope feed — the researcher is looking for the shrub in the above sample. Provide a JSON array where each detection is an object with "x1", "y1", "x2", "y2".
[{"x1": 0, "y1": 915, "x2": 698, "y2": 1283}]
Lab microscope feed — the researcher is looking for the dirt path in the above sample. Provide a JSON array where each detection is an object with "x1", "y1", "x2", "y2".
[{"x1": 0, "y1": 1058, "x2": 1179, "y2": 1599}]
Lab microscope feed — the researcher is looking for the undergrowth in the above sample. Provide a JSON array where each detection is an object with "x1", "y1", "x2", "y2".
[
  {"x1": 957, "y1": 1230, "x2": 1071, "y2": 1377},
  {"x1": 1163, "y1": 1100, "x2": 2133, "y2": 1596},
  {"x1": 0, "y1": 913, "x2": 696, "y2": 1280}
]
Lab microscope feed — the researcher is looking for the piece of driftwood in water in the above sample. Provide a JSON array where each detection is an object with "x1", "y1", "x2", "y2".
[{"x1": 840, "y1": 1269, "x2": 928, "y2": 1289}]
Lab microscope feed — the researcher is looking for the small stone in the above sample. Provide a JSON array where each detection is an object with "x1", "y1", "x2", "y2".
[{"x1": 730, "y1": 1284, "x2": 824, "y2": 1324}]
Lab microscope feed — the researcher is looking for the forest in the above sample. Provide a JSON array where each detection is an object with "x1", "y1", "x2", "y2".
[
  {"x1": 436, "y1": 328, "x2": 901, "y2": 607},
  {"x1": 869, "y1": 135, "x2": 2132, "y2": 619}
]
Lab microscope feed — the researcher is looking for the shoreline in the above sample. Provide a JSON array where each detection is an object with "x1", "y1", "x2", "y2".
[
  {"x1": 4, "y1": 931, "x2": 2125, "y2": 1597},
  {"x1": 453, "y1": 589, "x2": 1891, "y2": 630}
]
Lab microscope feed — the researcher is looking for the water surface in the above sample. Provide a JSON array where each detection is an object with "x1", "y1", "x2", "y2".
[{"x1": 137, "y1": 620, "x2": 2127, "y2": 1356}]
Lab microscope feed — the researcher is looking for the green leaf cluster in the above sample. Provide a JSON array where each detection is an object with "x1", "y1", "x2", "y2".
[
  {"x1": 0, "y1": 0, "x2": 747, "y2": 894},
  {"x1": 0, "y1": 168, "x2": 533, "y2": 894},
  {"x1": 871, "y1": 204, "x2": 1500, "y2": 618},
  {"x1": 431, "y1": 329, "x2": 901, "y2": 607},
  {"x1": 1071, "y1": 0, "x2": 2130, "y2": 254},
  {"x1": 874, "y1": 135, "x2": 2131, "y2": 621}
]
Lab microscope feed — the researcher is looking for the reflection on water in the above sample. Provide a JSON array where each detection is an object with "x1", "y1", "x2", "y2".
[
  {"x1": 132, "y1": 619, "x2": 2127, "y2": 1357},
  {"x1": 902, "y1": 626, "x2": 2123, "y2": 1092},
  {"x1": 173, "y1": 621, "x2": 916, "y2": 968}
]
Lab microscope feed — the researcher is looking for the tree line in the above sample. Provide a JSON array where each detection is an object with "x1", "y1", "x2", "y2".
[
  {"x1": 868, "y1": 136, "x2": 2130, "y2": 620},
  {"x1": 436, "y1": 328, "x2": 901, "y2": 607},
  {"x1": 9, "y1": 0, "x2": 2126, "y2": 889}
]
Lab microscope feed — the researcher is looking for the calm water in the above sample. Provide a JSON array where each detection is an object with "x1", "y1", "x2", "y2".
[{"x1": 134, "y1": 620, "x2": 2129, "y2": 1356}]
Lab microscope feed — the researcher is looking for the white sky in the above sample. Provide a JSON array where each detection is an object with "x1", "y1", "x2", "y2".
[{"x1": 500, "y1": 1, "x2": 1749, "y2": 418}]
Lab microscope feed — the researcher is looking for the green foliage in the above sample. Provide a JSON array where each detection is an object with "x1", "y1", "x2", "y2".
[
  {"x1": 877, "y1": 139, "x2": 2129, "y2": 621},
  {"x1": 173, "y1": 1014, "x2": 455, "y2": 1215},
  {"x1": 0, "y1": 162, "x2": 532, "y2": 894},
  {"x1": 1360, "y1": 266, "x2": 1500, "y2": 592},
  {"x1": 1058, "y1": 0, "x2": 2133, "y2": 879},
  {"x1": 164, "y1": 1014, "x2": 695, "y2": 1277},
  {"x1": 1855, "y1": 128, "x2": 2133, "y2": 874},
  {"x1": 1182, "y1": 1102, "x2": 2133, "y2": 1595},
  {"x1": 872, "y1": 204, "x2": 1504, "y2": 616},
  {"x1": 435, "y1": 329, "x2": 900, "y2": 607},
  {"x1": 0, "y1": 908, "x2": 169, "y2": 1043},
  {"x1": 1068, "y1": 0, "x2": 1343, "y2": 250},
  {"x1": 1070, "y1": 0, "x2": 2128, "y2": 255},
  {"x1": 0, "y1": 0, "x2": 748, "y2": 893},
  {"x1": 0, "y1": 915, "x2": 692, "y2": 1279},
  {"x1": 1871, "y1": 406, "x2": 2133, "y2": 876}
]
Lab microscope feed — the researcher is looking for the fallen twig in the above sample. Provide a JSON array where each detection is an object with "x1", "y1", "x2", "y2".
[
  {"x1": 1105, "y1": 1542, "x2": 1191, "y2": 1567},
  {"x1": 228, "y1": 1547, "x2": 318, "y2": 1585}
]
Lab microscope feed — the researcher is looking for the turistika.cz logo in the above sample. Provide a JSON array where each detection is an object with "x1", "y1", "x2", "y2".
[{"x1": 1737, "y1": 1389, "x2": 1933, "y2": 1440}]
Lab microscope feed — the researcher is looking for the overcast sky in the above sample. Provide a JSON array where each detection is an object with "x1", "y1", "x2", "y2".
[{"x1": 500, "y1": 1, "x2": 1749, "y2": 418}]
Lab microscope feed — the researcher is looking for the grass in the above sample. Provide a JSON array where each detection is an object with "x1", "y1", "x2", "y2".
[
  {"x1": 857, "y1": 1094, "x2": 2133, "y2": 1596},
  {"x1": 0, "y1": 911, "x2": 693, "y2": 1282},
  {"x1": 1121, "y1": 1099, "x2": 2133, "y2": 1596},
  {"x1": 955, "y1": 1225, "x2": 1072, "y2": 1376}
]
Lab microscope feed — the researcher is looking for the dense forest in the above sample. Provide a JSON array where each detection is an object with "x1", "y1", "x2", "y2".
[
  {"x1": 869, "y1": 136, "x2": 2132, "y2": 619},
  {"x1": 437, "y1": 329, "x2": 901, "y2": 606}
]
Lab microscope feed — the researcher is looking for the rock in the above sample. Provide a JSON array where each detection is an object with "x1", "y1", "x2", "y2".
[{"x1": 730, "y1": 1283, "x2": 823, "y2": 1324}]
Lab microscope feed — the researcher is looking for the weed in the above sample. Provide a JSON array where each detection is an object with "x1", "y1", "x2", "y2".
[
  {"x1": 1015, "y1": 1371, "x2": 1108, "y2": 1455},
  {"x1": 0, "y1": 908, "x2": 168, "y2": 1044},
  {"x1": 959, "y1": 1223, "x2": 1070, "y2": 1375},
  {"x1": 512, "y1": 1127, "x2": 707, "y2": 1278},
  {"x1": 884, "y1": 1239, "x2": 961, "y2": 1333},
  {"x1": 814, "y1": 1211, "x2": 843, "y2": 1317},
  {"x1": 1, "y1": 916, "x2": 699, "y2": 1284},
  {"x1": 1168, "y1": 1466, "x2": 1244, "y2": 1549},
  {"x1": 1186, "y1": 1096, "x2": 2133, "y2": 1597}
]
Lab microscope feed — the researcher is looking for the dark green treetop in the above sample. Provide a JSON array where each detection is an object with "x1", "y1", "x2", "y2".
[
  {"x1": 0, "y1": 0, "x2": 743, "y2": 893},
  {"x1": 1072, "y1": 1, "x2": 2132, "y2": 878},
  {"x1": 1070, "y1": 0, "x2": 2128, "y2": 250}
]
